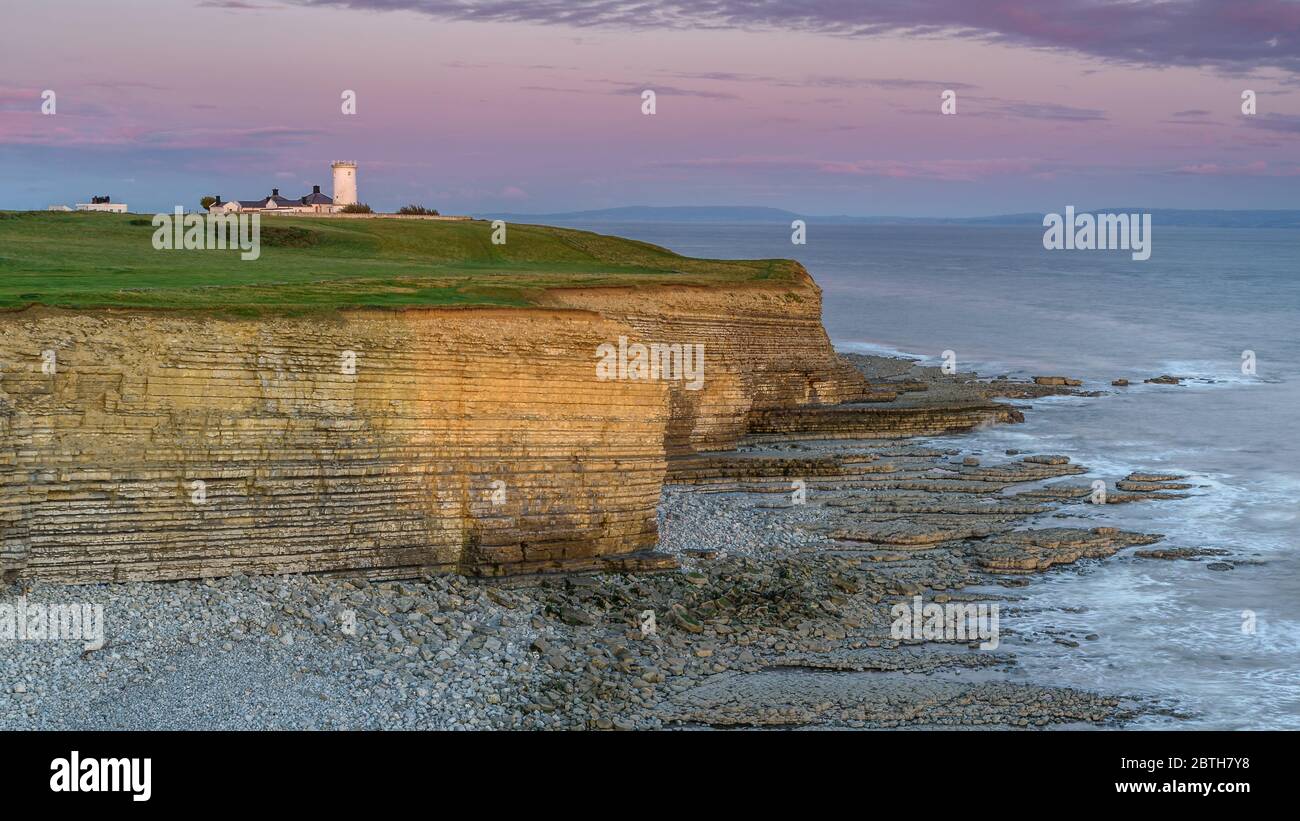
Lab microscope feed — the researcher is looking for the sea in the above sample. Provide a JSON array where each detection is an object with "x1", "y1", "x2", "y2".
[{"x1": 549, "y1": 220, "x2": 1300, "y2": 729}]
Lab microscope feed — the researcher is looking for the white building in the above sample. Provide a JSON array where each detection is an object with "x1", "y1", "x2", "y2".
[
  {"x1": 331, "y1": 161, "x2": 357, "y2": 207},
  {"x1": 209, "y1": 162, "x2": 358, "y2": 214},
  {"x1": 209, "y1": 185, "x2": 335, "y2": 214},
  {"x1": 74, "y1": 196, "x2": 128, "y2": 213}
]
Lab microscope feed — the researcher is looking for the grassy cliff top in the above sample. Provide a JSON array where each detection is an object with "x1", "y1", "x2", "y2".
[{"x1": 0, "y1": 211, "x2": 802, "y2": 315}]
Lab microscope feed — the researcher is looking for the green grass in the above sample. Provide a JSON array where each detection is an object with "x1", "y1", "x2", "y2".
[{"x1": 0, "y1": 211, "x2": 800, "y2": 315}]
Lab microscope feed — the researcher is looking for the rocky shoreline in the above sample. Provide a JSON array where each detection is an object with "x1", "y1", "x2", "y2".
[{"x1": 1, "y1": 354, "x2": 1211, "y2": 729}]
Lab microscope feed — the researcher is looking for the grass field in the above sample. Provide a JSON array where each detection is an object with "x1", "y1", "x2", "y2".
[{"x1": 0, "y1": 211, "x2": 799, "y2": 315}]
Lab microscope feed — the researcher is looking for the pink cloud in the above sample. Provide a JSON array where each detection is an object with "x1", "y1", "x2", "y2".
[
  {"x1": 661, "y1": 155, "x2": 1044, "y2": 182},
  {"x1": 1171, "y1": 160, "x2": 1299, "y2": 175}
]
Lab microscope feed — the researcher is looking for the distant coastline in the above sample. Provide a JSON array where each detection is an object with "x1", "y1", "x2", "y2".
[{"x1": 482, "y1": 205, "x2": 1300, "y2": 229}]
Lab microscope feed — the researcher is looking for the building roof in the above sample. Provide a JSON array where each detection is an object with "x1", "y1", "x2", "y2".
[{"x1": 225, "y1": 184, "x2": 334, "y2": 209}]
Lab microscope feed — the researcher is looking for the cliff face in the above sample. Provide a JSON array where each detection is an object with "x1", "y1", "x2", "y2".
[
  {"x1": 542, "y1": 270, "x2": 867, "y2": 453},
  {"x1": 0, "y1": 269, "x2": 869, "y2": 582}
]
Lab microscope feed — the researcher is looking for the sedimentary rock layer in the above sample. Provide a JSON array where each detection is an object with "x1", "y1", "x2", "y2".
[
  {"x1": 540, "y1": 274, "x2": 869, "y2": 453},
  {"x1": 0, "y1": 272, "x2": 871, "y2": 582},
  {"x1": 0, "y1": 308, "x2": 672, "y2": 582},
  {"x1": 746, "y1": 401, "x2": 1024, "y2": 440}
]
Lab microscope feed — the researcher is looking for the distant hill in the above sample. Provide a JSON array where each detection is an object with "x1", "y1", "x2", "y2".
[
  {"x1": 487, "y1": 206, "x2": 804, "y2": 223},
  {"x1": 485, "y1": 205, "x2": 1300, "y2": 228},
  {"x1": 942, "y1": 209, "x2": 1300, "y2": 228}
]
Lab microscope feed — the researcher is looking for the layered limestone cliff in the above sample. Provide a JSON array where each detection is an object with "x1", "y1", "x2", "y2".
[
  {"x1": 0, "y1": 269, "x2": 880, "y2": 583},
  {"x1": 539, "y1": 269, "x2": 867, "y2": 453}
]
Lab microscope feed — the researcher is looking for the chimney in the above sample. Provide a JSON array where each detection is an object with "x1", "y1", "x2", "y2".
[
  {"x1": 271, "y1": 188, "x2": 280, "y2": 197},
  {"x1": 313, "y1": 185, "x2": 321, "y2": 194}
]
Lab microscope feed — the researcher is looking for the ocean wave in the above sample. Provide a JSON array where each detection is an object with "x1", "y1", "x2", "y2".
[
  {"x1": 833, "y1": 339, "x2": 1024, "y2": 377},
  {"x1": 1152, "y1": 359, "x2": 1283, "y2": 387},
  {"x1": 833, "y1": 339, "x2": 926, "y2": 361}
]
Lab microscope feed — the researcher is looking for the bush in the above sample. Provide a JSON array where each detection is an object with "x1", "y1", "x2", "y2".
[
  {"x1": 260, "y1": 226, "x2": 321, "y2": 248},
  {"x1": 340, "y1": 203, "x2": 373, "y2": 214},
  {"x1": 200, "y1": 196, "x2": 217, "y2": 211},
  {"x1": 397, "y1": 204, "x2": 439, "y2": 216}
]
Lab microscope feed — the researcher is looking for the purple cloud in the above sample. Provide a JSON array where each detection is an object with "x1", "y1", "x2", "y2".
[
  {"x1": 655, "y1": 155, "x2": 1047, "y2": 182},
  {"x1": 1171, "y1": 160, "x2": 1300, "y2": 175},
  {"x1": 892, "y1": 95, "x2": 1108, "y2": 121},
  {"x1": 663, "y1": 71, "x2": 981, "y2": 91},
  {"x1": 198, "y1": 1, "x2": 277, "y2": 9},
  {"x1": 610, "y1": 84, "x2": 739, "y2": 101},
  {"x1": 1246, "y1": 112, "x2": 1300, "y2": 132},
  {"x1": 988, "y1": 100, "x2": 1107, "y2": 121},
  {"x1": 284, "y1": 0, "x2": 1300, "y2": 74}
]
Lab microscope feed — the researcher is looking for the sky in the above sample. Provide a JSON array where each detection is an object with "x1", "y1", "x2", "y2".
[{"x1": 2, "y1": 0, "x2": 1299, "y2": 216}]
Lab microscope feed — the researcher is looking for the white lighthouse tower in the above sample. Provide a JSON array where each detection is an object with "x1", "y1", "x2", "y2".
[{"x1": 331, "y1": 161, "x2": 357, "y2": 207}]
